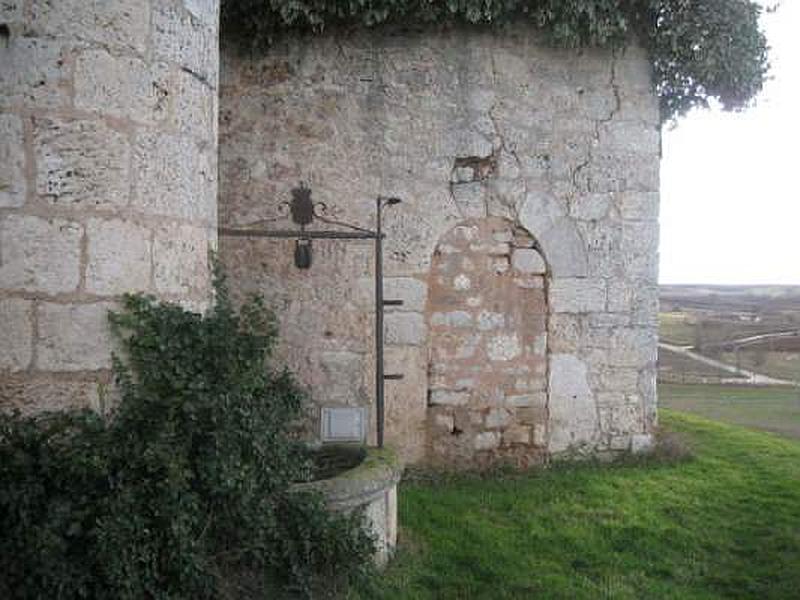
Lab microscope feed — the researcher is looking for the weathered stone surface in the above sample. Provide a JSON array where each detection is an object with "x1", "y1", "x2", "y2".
[
  {"x1": 153, "y1": 223, "x2": 211, "y2": 298},
  {"x1": 474, "y1": 431, "x2": 501, "y2": 451},
  {"x1": 86, "y1": 219, "x2": 152, "y2": 296},
  {"x1": 34, "y1": 117, "x2": 130, "y2": 210},
  {"x1": 37, "y1": 302, "x2": 116, "y2": 371},
  {"x1": 0, "y1": 375, "x2": 105, "y2": 415},
  {"x1": 218, "y1": 25, "x2": 660, "y2": 466},
  {"x1": 548, "y1": 354, "x2": 598, "y2": 453},
  {"x1": 0, "y1": 299, "x2": 33, "y2": 371},
  {"x1": 26, "y1": 0, "x2": 150, "y2": 54},
  {"x1": 383, "y1": 277, "x2": 427, "y2": 312},
  {"x1": 384, "y1": 312, "x2": 426, "y2": 346},
  {"x1": 549, "y1": 278, "x2": 606, "y2": 313},
  {"x1": 0, "y1": 36, "x2": 71, "y2": 109},
  {"x1": 511, "y1": 248, "x2": 546, "y2": 274},
  {"x1": 0, "y1": 114, "x2": 26, "y2": 207},
  {"x1": 133, "y1": 133, "x2": 215, "y2": 223},
  {"x1": 0, "y1": 214, "x2": 82, "y2": 294},
  {"x1": 74, "y1": 50, "x2": 171, "y2": 124}
]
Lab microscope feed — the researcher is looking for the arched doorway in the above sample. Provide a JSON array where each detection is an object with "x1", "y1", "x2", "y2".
[{"x1": 425, "y1": 217, "x2": 549, "y2": 468}]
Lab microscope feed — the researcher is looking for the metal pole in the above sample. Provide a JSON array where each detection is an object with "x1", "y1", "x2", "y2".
[{"x1": 375, "y1": 198, "x2": 385, "y2": 448}]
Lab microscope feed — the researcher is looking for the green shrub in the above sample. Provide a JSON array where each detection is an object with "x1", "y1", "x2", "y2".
[
  {"x1": 0, "y1": 271, "x2": 375, "y2": 599},
  {"x1": 220, "y1": 0, "x2": 769, "y2": 121}
]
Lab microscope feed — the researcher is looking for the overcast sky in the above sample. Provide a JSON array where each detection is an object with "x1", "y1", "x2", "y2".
[{"x1": 659, "y1": 1, "x2": 800, "y2": 285}]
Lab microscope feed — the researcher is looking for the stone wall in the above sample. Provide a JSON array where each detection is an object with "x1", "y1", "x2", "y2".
[
  {"x1": 219, "y1": 25, "x2": 660, "y2": 464},
  {"x1": 0, "y1": 0, "x2": 219, "y2": 414}
]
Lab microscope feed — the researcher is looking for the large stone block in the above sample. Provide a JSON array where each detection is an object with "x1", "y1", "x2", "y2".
[
  {"x1": 0, "y1": 298, "x2": 33, "y2": 371},
  {"x1": 0, "y1": 374, "x2": 109, "y2": 415},
  {"x1": 34, "y1": 117, "x2": 130, "y2": 210},
  {"x1": 384, "y1": 312, "x2": 426, "y2": 346},
  {"x1": 26, "y1": 0, "x2": 150, "y2": 54},
  {"x1": 86, "y1": 218, "x2": 152, "y2": 296},
  {"x1": 549, "y1": 278, "x2": 606, "y2": 313},
  {"x1": 383, "y1": 277, "x2": 427, "y2": 312},
  {"x1": 0, "y1": 114, "x2": 26, "y2": 208},
  {"x1": 0, "y1": 36, "x2": 71, "y2": 110},
  {"x1": 37, "y1": 302, "x2": 116, "y2": 371},
  {"x1": 152, "y1": 223, "x2": 211, "y2": 298},
  {"x1": 0, "y1": 214, "x2": 82, "y2": 294},
  {"x1": 132, "y1": 133, "x2": 215, "y2": 223},
  {"x1": 152, "y1": 1, "x2": 217, "y2": 81},
  {"x1": 548, "y1": 354, "x2": 598, "y2": 453},
  {"x1": 74, "y1": 50, "x2": 171, "y2": 124}
]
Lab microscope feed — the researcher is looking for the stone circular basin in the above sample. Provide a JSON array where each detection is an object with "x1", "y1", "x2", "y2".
[{"x1": 294, "y1": 446, "x2": 402, "y2": 565}]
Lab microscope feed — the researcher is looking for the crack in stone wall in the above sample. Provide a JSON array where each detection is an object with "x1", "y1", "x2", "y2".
[{"x1": 219, "y1": 25, "x2": 661, "y2": 464}]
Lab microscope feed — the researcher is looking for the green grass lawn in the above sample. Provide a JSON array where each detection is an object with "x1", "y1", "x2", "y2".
[
  {"x1": 353, "y1": 411, "x2": 800, "y2": 599},
  {"x1": 660, "y1": 383, "x2": 800, "y2": 440}
]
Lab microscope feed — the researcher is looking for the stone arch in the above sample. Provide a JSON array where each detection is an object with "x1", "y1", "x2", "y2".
[
  {"x1": 424, "y1": 217, "x2": 549, "y2": 469},
  {"x1": 517, "y1": 193, "x2": 589, "y2": 278}
]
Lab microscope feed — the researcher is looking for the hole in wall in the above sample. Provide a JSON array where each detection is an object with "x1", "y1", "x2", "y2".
[{"x1": 0, "y1": 24, "x2": 11, "y2": 47}]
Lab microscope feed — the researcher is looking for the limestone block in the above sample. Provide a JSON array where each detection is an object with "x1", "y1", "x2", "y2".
[
  {"x1": 548, "y1": 354, "x2": 598, "y2": 453},
  {"x1": 618, "y1": 191, "x2": 659, "y2": 221},
  {"x1": 172, "y1": 66, "x2": 216, "y2": 138},
  {"x1": 599, "y1": 404, "x2": 643, "y2": 435},
  {"x1": 570, "y1": 193, "x2": 612, "y2": 221},
  {"x1": 434, "y1": 413, "x2": 455, "y2": 431},
  {"x1": 34, "y1": 117, "x2": 130, "y2": 210},
  {"x1": 603, "y1": 328, "x2": 658, "y2": 368},
  {"x1": 607, "y1": 282, "x2": 658, "y2": 326},
  {"x1": 548, "y1": 314, "x2": 584, "y2": 353},
  {"x1": 152, "y1": 223, "x2": 210, "y2": 298},
  {"x1": 549, "y1": 278, "x2": 606, "y2": 313},
  {"x1": 74, "y1": 50, "x2": 171, "y2": 124},
  {"x1": 133, "y1": 133, "x2": 215, "y2": 223},
  {"x1": 599, "y1": 120, "x2": 660, "y2": 154},
  {"x1": 86, "y1": 219, "x2": 152, "y2": 296},
  {"x1": 537, "y1": 220, "x2": 589, "y2": 277},
  {"x1": 26, "y1": 0, "x2": 150, "y2": 54},
  {"x1": 152, "y1": 1, "x2": 217, "y2": 81},
  {"x1": 1, "y1": 1, "x2": 23, "y2": 20},
  {"x1": 474, "y1": 431, "x2": 500, "y2": 451},
  {"x1": 0, "y1": 114, "x2": 25, "y2": 207},
  {"x1": 183, "y1": 0, "x2": 219, "y2": 24},
  {"x1": 0, "y1": 375, "x2": 103, "y2": 415},
  {"x1": 503, "y1": 425, "x2": 531, "y2": 445},
  {"x1": 451, "y1": 182, "x2": 487, "y2": 218},
  {"x1": 485, "y1": 407, "x2": 511, "y2": 429},
  {"x1": 384, "y1": 312, "x2": 426, "y2": 346},
  {"x1": 0, "y1": 36, "x2": 70, "y2": 110},
  {"x1": 511, "y1": 248, "x2": 546, "y2": 274},
  {"x1": 383, "y1": 277, "x2": 427, "y2": 312},
  {"x1": 0, "y1": 214, "x2": 81, "y2": 294},
  {"x1": 506, "y1": 393, "x2": 547, "y2": 409},
  {"x1": 0, "y1": 299, "x2": 33, "y2": 371},
  {"x1": 429, "y1": 390, "x2": 469, "y2": 406},
  {"x1": 588, "y1": 152, "x2": 660, "y2": 194},
  {"x1": 37, "y1": 302, "x2": 116, "y2": 371},
  {"x1": 430, "y1": 311, "x2": 472, "y2": 328},
  {"x1": 318, "y1": 351, "x2": 365, "y2": 403},
  {"x1": 631, "y1": 433, "x2": 654, "y2": 454}
]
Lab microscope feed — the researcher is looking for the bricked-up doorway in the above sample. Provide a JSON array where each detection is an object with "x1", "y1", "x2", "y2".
[{"x1": 426, "y1": 218, "x2": 549, "y2": 468}]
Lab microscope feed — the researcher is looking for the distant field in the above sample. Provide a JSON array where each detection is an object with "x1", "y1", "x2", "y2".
[
  {"x1": 658, "y1": 346, "x2": 747, "y2": 383},
  {"x1": 659, "y1": 383, "x2": 800, "y2": 440},
  {"x1": 719, "y1": 350, "x2": 800, "y2": 383}
]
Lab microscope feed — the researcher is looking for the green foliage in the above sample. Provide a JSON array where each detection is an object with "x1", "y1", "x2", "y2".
[
  {"x1": 0, "y1": 272, "x2": 375, "y2": 599},
  {"x1": 220, "y1": 0, "x2": 769, "y2": 121}
]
